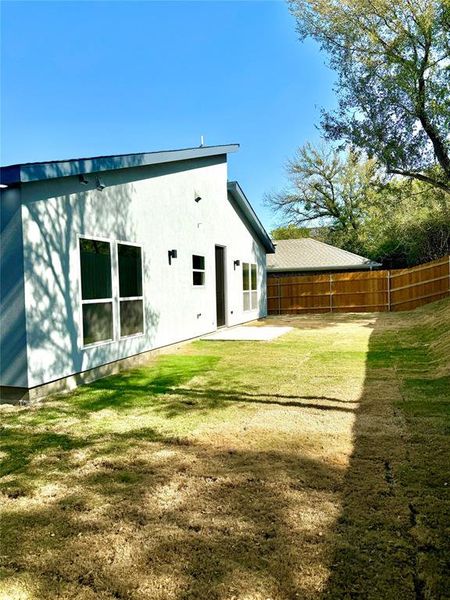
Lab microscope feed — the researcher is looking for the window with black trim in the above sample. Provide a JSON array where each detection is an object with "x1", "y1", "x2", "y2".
[
  {"x1": 192, "y1": 255, "x2": 205, "y2": 286},
  {"x1": 118, "y1": 243, "x2": 144, "y2": 337},
  {"x1": 243, "y1": 262, "x2": 258, "y2": 310},
  {"x1": 80, "y1": 238, "x2": 113, "y2": 346}
]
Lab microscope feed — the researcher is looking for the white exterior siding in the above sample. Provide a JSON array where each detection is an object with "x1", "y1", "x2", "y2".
[{"x1": 20, "y1": 155, "x2": 267, "y2": 388}]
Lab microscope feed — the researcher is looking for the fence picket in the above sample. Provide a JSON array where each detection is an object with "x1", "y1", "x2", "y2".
[{"x1": 267, "y1": 256, "x2": 450, "y2": 315}]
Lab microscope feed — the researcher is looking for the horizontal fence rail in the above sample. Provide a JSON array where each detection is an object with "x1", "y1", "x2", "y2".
[{"x1": 267, "y1": 256, "x2": 450, "y2": 315}]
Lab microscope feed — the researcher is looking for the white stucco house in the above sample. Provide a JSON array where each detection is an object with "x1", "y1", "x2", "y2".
[{"x1": 0, "y1": 144, "x2": 274, "y2": 401}]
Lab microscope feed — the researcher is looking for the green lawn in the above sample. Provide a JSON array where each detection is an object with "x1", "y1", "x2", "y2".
[{"x1": 1, "y1": 299, "x2": 449, "y2": 600}]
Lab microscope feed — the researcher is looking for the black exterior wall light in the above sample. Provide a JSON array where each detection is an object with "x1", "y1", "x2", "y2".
[{"x1": 168, "y1": 249, "x2": 178, "y2": 265}]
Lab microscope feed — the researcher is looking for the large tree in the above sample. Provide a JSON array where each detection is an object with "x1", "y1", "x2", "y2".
[
  {"x1": 266, "y1": 143, "x2": 377, "y2": 245},
  {"x1": 288, "y1": 0, "x2": 450, "y2": 193},
  {"x1": 271, "y1": 224, "x2": 312, "y2": 239}
]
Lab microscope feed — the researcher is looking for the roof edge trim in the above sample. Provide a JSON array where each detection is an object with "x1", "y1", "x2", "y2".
[
  {"x1": 1, "y1": 144, "x2": 240, "y2": 185},
  {"x1": 227, "y1": 181, "x2": 275, "y2": 254},
  {"x1": 267, "y1": 262, "x2": 382, "y2": 272}
]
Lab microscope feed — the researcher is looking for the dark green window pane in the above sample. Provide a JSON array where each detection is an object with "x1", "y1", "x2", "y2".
[
  {"x1": 192, "y1": 255, "x2": 205, "y2": 270},
  {"x1": 118, "y1": 244, "x2": 142, "y2": 298},
  {"x1": 251, "y1": 264, "x2": 257, "y2": 291},
  {"x1": 82, "y1": 302, "x2": 113, "y2": 345},
  {"x1": 242, "y1": 263, "x2": 250, "y2": 291},
  {"x1": 120, "y1": 299, "x2": 143, "y2": 337},
  {"x1": 193, "y1": 271, "x2": 205, "y2": 286},
  {"x1": 80, "y1": 239, "x2": 112, "y2": 300}
]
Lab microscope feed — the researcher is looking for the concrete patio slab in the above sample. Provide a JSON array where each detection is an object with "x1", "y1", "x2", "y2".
[{"x1": 201, "y1": 325, "x2": 293, "y2": 341}]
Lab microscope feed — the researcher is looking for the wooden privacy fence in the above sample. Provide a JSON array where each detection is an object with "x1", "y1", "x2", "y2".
[{"x1": 267, "y1": 256, "x2": 450, "y2": 314}]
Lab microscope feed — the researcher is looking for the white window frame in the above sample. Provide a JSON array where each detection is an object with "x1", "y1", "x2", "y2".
[
  {"x1": 77, "y1": 234, "x2": 116, "y2": 349},
  {"x1": 192, "y1": 254, "x2": 206, "y2": 287},
  {"x1": 116, "y1": 239, "x2": 145, "y2": 340},
  {"x1": 243, "y1": 261, "x2": 258, "y2": 311}
]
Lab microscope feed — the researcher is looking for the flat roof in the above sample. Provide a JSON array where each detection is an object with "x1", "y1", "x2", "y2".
[{"x1": 0, "y1": 144, "x2": 239, "y2": 185}]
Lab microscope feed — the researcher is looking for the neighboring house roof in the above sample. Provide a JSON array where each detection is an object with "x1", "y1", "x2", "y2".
[
  {"x1": 267, "y1": 238, "x2": 381, "y2": 271},
  {"x1": 227, "y1": 181, "x2": 275, "y2": 254},
  {"x1": 0, "y1": 144, "x2": 239, "y2": 185}
]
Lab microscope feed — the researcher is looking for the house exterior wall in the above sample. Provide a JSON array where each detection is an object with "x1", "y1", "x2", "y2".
[
  {"x1": 19, "y1": 155, "x2": 267, "y2": 389},
  {"x1": 0, "y1": 187, "x2": 28, "y2": 387}
]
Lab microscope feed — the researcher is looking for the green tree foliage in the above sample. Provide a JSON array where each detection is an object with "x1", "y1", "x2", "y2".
[
  {"x1": 288, "y1": 0, "x2": 450, "y2": 193},
  {"x1": 317, "y1": 179, "x2": 450, "y2": 266},
  {"x1": 265, "y1": 143, "x2": 377, "y2": 248},
  {"x1": 360, "y1": 180, "x2": 450, "y2": 266},
  {"x1": 270, "y1": 224, "x2": 312, "y2": 239},
  {"x1": 267, "y1": 144, "x2": 450, "y2": 266}
]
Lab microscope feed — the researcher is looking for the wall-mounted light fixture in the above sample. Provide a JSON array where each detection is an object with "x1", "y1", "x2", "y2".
[
  {"x1": 194, "y1": 195, "x2": 202, "y2": 203},
  {"x1": 95, "y1": 177, "x2": 106, "y2": 191},
  {"x1": 168, "y1": 249, "x2": 178, "y2": 265},
  {"x1": 233, "y1": 259, "x2": 241, "y2": 270},
  {"x1": 79, "y1": 174, "x2": 89, "y2": 185}
]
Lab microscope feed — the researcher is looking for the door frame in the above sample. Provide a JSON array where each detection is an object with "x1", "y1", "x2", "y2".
[{"x1": 214, "y1": 244, "x2": 228, "y2": 328}]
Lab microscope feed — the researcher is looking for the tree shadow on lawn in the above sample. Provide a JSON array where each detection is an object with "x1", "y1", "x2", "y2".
[
  {"x1": 322, "y1": 307, "x2": 450, "y2": 599},
  {"x1": 2, "y1": 306, "x2": 449, "y2": 599},
  {"x1": 1, "y1": 424, "x2": 343, "y2": 600},
  {"x1": 149, "y1": 387, "x2": 357, "y2": 417},
  {"x1": 0, "y1": 337, "x2": 355, "y2": 599},
  {"x1": 0, "y1": 355, "x2": 221, "y2": 481}
]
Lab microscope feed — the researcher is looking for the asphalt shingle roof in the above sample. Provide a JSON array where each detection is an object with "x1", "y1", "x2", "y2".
[{"x1": 266, "y1": 238, "x2": 381, "y2": 272}]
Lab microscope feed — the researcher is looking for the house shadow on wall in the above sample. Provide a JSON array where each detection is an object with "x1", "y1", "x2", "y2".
[{"x1": 22, "y1": 182, "x2": 160, "y2": 391}]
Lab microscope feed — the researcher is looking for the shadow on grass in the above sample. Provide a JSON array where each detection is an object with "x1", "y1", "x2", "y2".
[
  {"x1": 79, "y1": 355, "x2": 222, "y2": 411},
  {"x1": 1, "y1": 424, "x2": 341, "y2": 599},
  {"x1": 1, "y1": 304, "x2": 449, "y2": 599},
  {"x1": 145, "y1": 387, "x2": 358, "y2": 417},
  {"x1": 0, "y1": 355, "x2": 221, "y2": 480},
  {"x1": 322, "y1": 303, "x2": 450, "y2": 599}
]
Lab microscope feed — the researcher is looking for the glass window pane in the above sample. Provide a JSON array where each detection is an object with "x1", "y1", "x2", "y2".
[
  {"x1": 243, "y1": 291, "x2": 250, "y2": 311},
  {"x1": 82, "y1": 302, "x2": 113, "y2": 345},
  {"x1": 251, "y1": 264, "x2": 257, "y2": 291},
  {"x1": 80, "y1": 239, "x2": 112, "y2": 300},
  {"x1": 242, "y1": 263, "x2": 250, "y2": 291},
  {"x1": 193, "y1": 271, "x2": 205, "y2": 286},
  {"x1": 118, "y1": 244, "x2": 142, "y2": 298},
  {"x1": 192, "y1": 255, "x2": 205, "y2": 270},
  {"x1": 120, "y1": 299, "x2": 144, "y2": 337},
  {"x1": 251, "y1": 291, "x2": 258, "y2": 310}
]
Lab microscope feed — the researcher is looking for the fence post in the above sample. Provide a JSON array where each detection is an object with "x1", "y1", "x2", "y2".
[
  {"x1": 387, "y1": 270, "x2": 391, "y2": 312},
  {"x1": 278, "y1": 278, "x2": 281, "y2": 315},
  {"x1": 329, "y1": 273, "x2": 333, "y2": 312}
]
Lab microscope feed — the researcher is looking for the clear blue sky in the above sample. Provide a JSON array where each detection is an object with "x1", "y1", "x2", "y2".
[{"x1": 1, "y1": 0, "x2": 335, "y2": 231}]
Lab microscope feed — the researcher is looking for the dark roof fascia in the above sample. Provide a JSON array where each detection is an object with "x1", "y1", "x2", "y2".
[
  {"x1": 1, "y1": 144, "x2": 240, "y2": 186},
  {"x1": 227, "y1": 181, "x2": 275, "y2": 254},
  {"x1": 267, "y1": 262, "x2": 382, "y2": 273}
]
